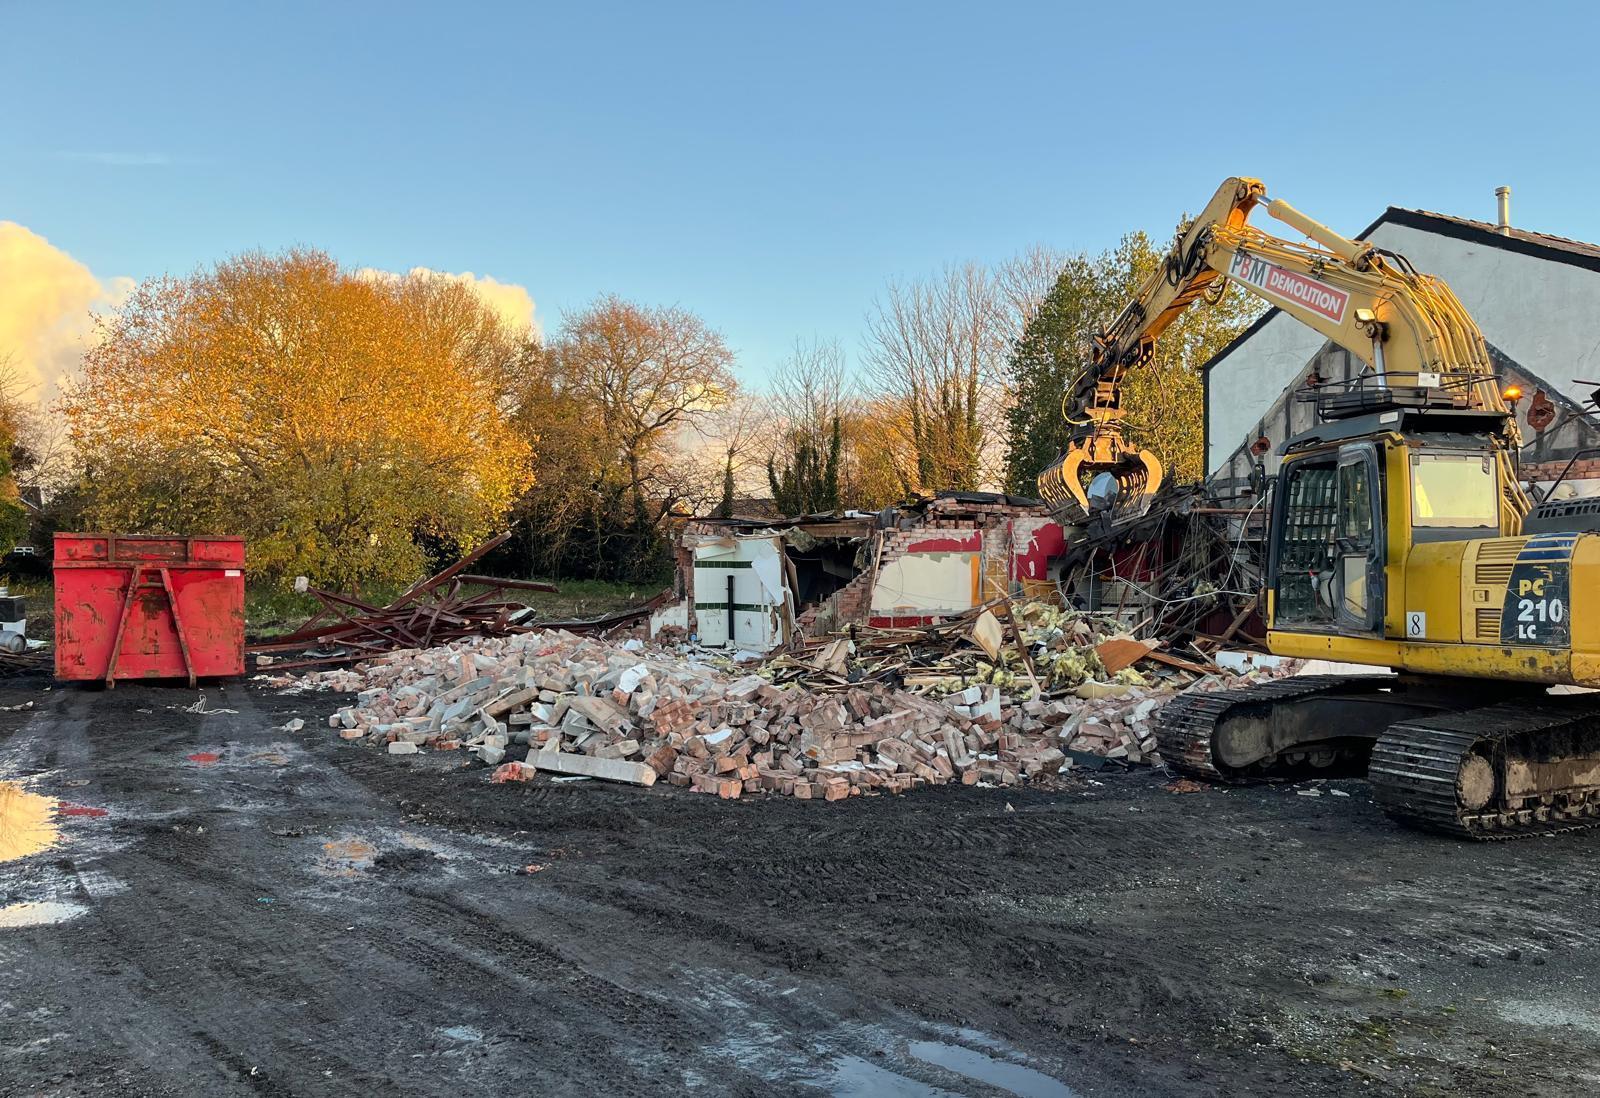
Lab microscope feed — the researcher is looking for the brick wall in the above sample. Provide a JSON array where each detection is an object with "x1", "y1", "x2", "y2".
[{"x1": 1525, "y1": 457, "x2": 1600, "y2": 483}]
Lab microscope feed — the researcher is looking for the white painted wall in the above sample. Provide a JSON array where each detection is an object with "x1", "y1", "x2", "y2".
[
  {"x1": 691, "y1": 537, "x2": 791, "y2": 652},
  {"x1": 1207, "y1": 218, "x2": 1600, "y2": 474},
  {"x1": 871, "y1": 552, "x2": 978, "y2": 615},
  {"x1": 1205, "y1": 315, "x2": 1325, "y2": 471}
]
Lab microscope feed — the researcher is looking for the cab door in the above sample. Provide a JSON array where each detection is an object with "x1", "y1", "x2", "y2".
[{"x1": 1335, "y1": 442, "x2": 1384, "y2": 634}]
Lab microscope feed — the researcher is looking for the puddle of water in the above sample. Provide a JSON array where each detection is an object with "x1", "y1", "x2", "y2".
[
  {"x1": 909, "y1": 1041, "x2": 1078, "y2": 1098},
  {"x1": 0, "y1": 782, "x2": 58, "y2": 862},
  {"x1": 0, "y1": 900, "x2": 86, "y2": 928},
  {"x1": 439, "y1": 1025, "x2": 483, "y2": 1042},
  {"x1": 319, "y1": 837, "x2": 378, "y2": 876},
  {"x1": 683, "y1": 968, "x2": 1082, "y2": 1098},
  {"x1": 826, "y1": 1055, "x2": 964, "y2": 1098}
]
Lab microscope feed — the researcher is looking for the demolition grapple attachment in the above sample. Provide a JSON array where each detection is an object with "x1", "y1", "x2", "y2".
[{"x1": 1037, "y1": 426, "x2": 1164, "y2": 515}]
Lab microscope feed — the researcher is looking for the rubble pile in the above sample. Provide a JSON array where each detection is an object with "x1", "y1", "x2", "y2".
[
  {"x1": 284, "y1": 590, "x2": 1299, "y2": 802},
  {"x1": 291, "y1": 620, "x2": 1224, "y2": 799},
  {"x1": 838, "y1": 602, "x2": 1196, "y2": 693},
  {"x1": 782, "y1": 600, "x2": 1256, "y2": 765}
]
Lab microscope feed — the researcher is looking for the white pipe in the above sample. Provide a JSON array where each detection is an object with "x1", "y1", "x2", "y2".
[{"x1": 1495, "y1": 186, "x2": 1512, "y2": 235}]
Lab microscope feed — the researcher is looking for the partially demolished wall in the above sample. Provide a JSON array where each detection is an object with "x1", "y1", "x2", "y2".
[{"x1": 657, "y1": 494, "x2": 1066, "y2": 649}]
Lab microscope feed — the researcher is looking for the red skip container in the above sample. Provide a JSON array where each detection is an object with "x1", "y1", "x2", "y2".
[{"x1": 54, "y1": 534, "x2": 246, "y2": 686}]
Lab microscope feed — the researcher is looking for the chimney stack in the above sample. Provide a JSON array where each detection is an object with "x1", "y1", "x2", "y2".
[{"x1": 1495, "y1": 186, "x2": 1512, "y2": 235}]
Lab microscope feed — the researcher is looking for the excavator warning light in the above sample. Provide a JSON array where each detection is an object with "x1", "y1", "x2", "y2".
[{"x1": 1503, "y1": 385, "x2": 1524, "y2": 401}]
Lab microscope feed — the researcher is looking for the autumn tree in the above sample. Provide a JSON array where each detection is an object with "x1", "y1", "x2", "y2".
[
  {"x1": 840, "y1": 397, "x2": 918, "y2": 507},
  {"x1": 858, "y1": 247, "x2": 1065, "y2": 496},
  {"x1": 515, "y1": 296, "x2": 736, "y2": 582},
  {"x1": 689, "y1": 394, "x2": 769, "y2": 519},
  {"x1": 64, "y1": 250, "x2": 533, "y2": 588},
  {"x1": 505, "y1": 341, "x2": 616, "y2": 579},
  {"x1": 1002, "y1": 231, "x2": 1261, "y2": 495},
  {"x1": 863, "y1": 264, "x2": 1001, "y2": 493},
  {"x1": 0, "y1": 356, "x2": 33, "y2": 555},
  {"x1": 554, "y1": 296, "x2": 735, "y2": 511}
]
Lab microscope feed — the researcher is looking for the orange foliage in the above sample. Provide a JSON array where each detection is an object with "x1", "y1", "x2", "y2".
[{"x1": 66, "y1": 250, "x2": 533, "y2": 586}]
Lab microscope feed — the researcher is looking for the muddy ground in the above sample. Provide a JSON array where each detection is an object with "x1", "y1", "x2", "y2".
[{"x1": 2, "y1": 674, "x2": 1598, "y2": 1097}]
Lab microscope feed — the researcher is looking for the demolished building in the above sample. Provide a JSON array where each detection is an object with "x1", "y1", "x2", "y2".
[
  {"x1": 652, "y1": 485, "x2": 1264, "y2": 657},
  {"x1": 652, "y1": 492, "x2": 1065, "y2": 652}
]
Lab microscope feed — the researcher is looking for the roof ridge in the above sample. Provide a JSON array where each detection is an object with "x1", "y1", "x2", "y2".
[{"x1": 1385, "y1": 207, "x2": 1600, "y2": 257}]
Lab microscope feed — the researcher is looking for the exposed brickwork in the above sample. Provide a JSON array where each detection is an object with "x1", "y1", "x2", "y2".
[
  {"x1": 798, "y1": 499, "x2": 1063, "y2": 636},
  {"x1": 1525, "y1": 458, "x2": 1600, "y2": 484},
  {"x1": 667, "y1": 499, "x2": 1066, "y2": 641}
]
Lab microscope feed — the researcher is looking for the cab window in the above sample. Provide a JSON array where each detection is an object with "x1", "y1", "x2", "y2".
[
  {"x1": 1411, "y1": 453, "x2": 1495, "y2": 530},
  {"x1": 1273, "y1": 458, "x2": 1338, "y2": 625},
  {"x1": 1338, "y1": 461, "x2": 1374, "y2": 543}
]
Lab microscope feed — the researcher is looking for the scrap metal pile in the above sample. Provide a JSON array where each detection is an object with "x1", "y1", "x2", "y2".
[
  {"x1": 1051, "y1": 484, "x2": 1268, "y2": 653},
  {"x1": 283, "y1": 597, "x2": 1294, "y2": 801}
]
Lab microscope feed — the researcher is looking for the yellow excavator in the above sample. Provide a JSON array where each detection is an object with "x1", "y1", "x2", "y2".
[{"x1": 1042, "y1": 177, "x2": 1600, "y2": 838}]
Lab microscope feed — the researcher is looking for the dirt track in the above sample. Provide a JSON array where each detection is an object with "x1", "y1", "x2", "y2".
[{"x1": 2, "y1": 673, "x2": 1599, "y2": 1096}]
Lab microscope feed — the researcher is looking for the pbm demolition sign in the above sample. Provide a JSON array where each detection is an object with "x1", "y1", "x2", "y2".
[
  {"x1": 1227, "y1": 250, "x2": 1350, "y2": 324},
  {"x1": 1500, "y1": 533, "x2": 1575, "y2": 646}
]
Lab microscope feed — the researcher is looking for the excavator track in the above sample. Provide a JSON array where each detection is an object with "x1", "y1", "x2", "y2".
[
  {"x1": 1371, "y1": 695, "x2": 1600, "y2": 840},
  {"x1": 1154, "y1": 675, "x2": 1392, "y2": 782}
]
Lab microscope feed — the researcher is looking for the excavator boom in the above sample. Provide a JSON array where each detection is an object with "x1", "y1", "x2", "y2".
[{"x1": 1038, "y1": 177, "x2": 1529, "y2": 532}]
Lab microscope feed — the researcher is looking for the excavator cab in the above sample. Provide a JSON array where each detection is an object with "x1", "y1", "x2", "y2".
[
  {"x1": 1267, "y1": 409, "x2": 1514, "y2": 644},
  {"x1": 1269, "y1": 440, "x2": 1386, "y2": 636}
]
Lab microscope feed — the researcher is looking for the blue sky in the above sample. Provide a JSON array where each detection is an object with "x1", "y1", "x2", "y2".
[{"x1": 3, "y1": 0, "x2": 1597, "y2": 385}]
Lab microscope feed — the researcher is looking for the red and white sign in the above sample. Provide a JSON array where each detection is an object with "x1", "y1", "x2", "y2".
[{"x1": 1228, "y1": 250, "x2": 1349, "y2": 323}]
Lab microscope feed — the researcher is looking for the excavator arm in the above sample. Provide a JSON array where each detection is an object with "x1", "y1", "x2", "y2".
[{"x1": 1038, "y1": 176, "x2": 1529, "y2": 531}]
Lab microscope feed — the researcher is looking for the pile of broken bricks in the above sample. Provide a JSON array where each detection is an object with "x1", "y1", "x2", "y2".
[
  {"x1": 286, "y1": 629, "x2": 1164, "y2": 800},
  {"x1": 780, "y1": 600, "x2": 1291, "y2": 769},
  {"x1": 284, "y1": 620, "x2": 1298, "y2": 801}
]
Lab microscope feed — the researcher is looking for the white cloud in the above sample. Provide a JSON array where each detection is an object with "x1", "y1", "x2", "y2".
[
  {"x1": 0, "y1": 231, "x2": 539, "y2": 416},
  {"x1": 0, "y1": 222, "x2": 130, "y2": 403},
  {"x1": 363, "y1": 266, "x2": 540, "y2": 337}
]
